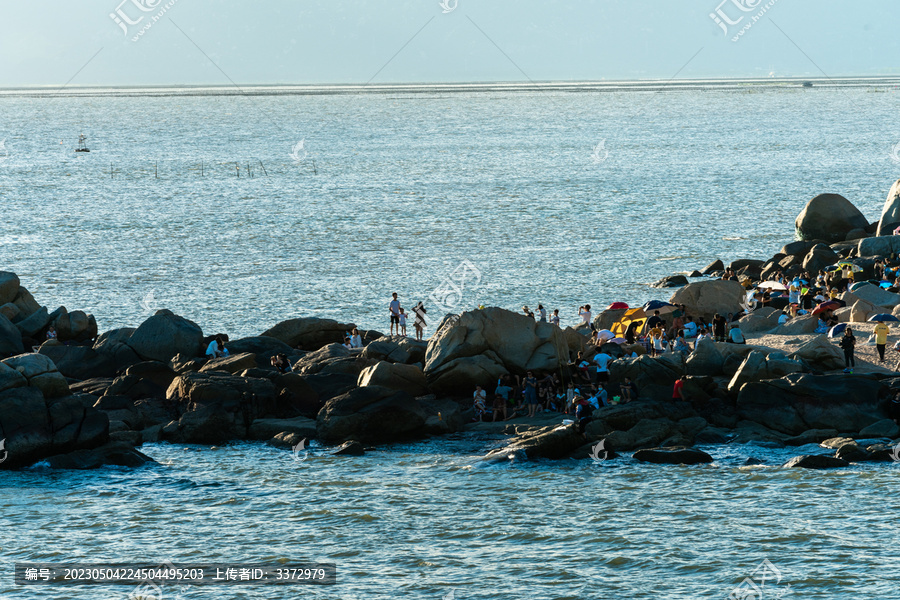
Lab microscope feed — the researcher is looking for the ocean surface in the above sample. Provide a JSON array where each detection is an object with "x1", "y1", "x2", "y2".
[
  {"x1": 2, "y1": 82, "x2": 900, "y2": 600},
  {"x1": 0, "y1": 82, "x2": 899, "y2": 337},
  {"x1": 2, "y1": 439, "x2": 900, "y2": 600}
]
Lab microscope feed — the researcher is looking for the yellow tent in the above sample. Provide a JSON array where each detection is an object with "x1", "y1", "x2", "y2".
[{"x1": 611, "y1": 308, "x2": 647, "y2": 337}]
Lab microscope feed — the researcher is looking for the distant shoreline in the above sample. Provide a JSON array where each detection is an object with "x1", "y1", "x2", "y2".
[{"x1": 2, "y1": 76, "x2": 899, "y2": 98}]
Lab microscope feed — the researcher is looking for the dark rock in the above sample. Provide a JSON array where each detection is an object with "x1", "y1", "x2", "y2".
[
  {"x1": 653, "y1": 275, "x2": 689, "y2": 288},
  {"x1": 357, "y1": 362, "x2": 428, "y2": 396},
  {"x1": 834, "y1": 441, "x2": 869, "y2": 462},
  {"x1": 783, "y1": 454, "x2": 850, "y2": 469},
  {"x1": 875, "y1": 178, "x2": 900, "y2": 236},
  {"x1": 632, "y1": 448, "x2": 713, "y2": 465},
  {"x1": 780, "y1": 240, "x2": 817, "y2": 257},
  {"x1": 688, "y1": 270, "x2": 702, "y2": 278},
  {"x1": 784, "y1": 428, "x2": 841, "y2": 446},
  {"x1": 330, "y1": 440, "x2": 365, "y2": 456},
  {"x1": 845, "y1": 228, "x2": 869, "y2": 241},
  {"x1": 0, "y1": 272, "x2": 20, "y2": 306},
  {"x1": 226, "y1": 336, "x2": 294, "y2": 365},
  {"x1": 0, "y1": 387, "x2": 109, "y2": 469},
  {"x1": 11, "y1": 287, "x2": 41, "y2": 321},
  {"x1": 42, "y1": 442, "x2": 154, "y2": 469},
  {"x1": 127, "y1": 309, "x2": 204, "y2": 363},
  {"x1": 260, "y1": 317, "x2": 356, "y2": 351},
  {"x1": 50, "y1": 307, "x2": 98, "y2": 343},
  {"x1": 199, "y1": 352, "x2": 257, "y2": 374},
  {"x1": 802, "y1": 243, "x2": 841, "y2": 275},
  {"x1": 737, "y1": 374, "x2": 886, "y2": 436},
  {"x1": 0, "y1": 313, "x2": 24, "y2": 358},
  {"x1": 701, "y1": 260, "x2": 724, "y2": 275},
  {"x1": 248, "y1": 417, "x2": 317, "y2": 441},
  {"x1": 302, "y1": 372, "x2": 358, "y2": 405},
  {"x1": 14, "y1": 306, "x2": 49, "y2": 339},
  {"x1": 93, "y1": 328, "x2": 141, "y2": 372},
  {"x1": 795, "y1": 193, "x2": 868, "y2": 243},
  {"x1": 316, "y1": 386, "x2": 426, "y2": 444},
  {"x1": 38, "y1": 343, "x2": 115, "y2": 380}
]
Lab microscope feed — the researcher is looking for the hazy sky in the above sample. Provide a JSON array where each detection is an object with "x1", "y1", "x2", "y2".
[{"x1": 1, "y1": 0, "x2": 897, "y2": 87}]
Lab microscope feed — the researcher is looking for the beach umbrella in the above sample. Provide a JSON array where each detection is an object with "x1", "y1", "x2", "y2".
[
  {"x1": 597, "y1": 329, "x2": 615, "y2": 341},
  {"x1": 609, "y1": 337, "x2": 627, "y2": 344},
  {"x1": 757, "y1": 281, "x2": 787, "y2": 291},
  {"x1": 824, "y1": 265, "x2": 840, "y2": 272},
  {"x1": 611, "y1": 308, "x2": 647, "y2": 337},
  {"x1": 828, "y1": 323, "x2": 847, "y2": 338},
  {"x1": 607, "y1": 302, "x2": 629, "y2": 310},
  {"x1": 848, "y1": 282, "x2": 869, "y2": 293},
  {"x1": 837, "y1": 262, "x2": 863, "y2": 273},
  {"x1": 812, "y1": 301, "x2": 840, "y2": 315},
  {"x1": 880, "y1": 281, "x2": 893, "y2": 289},
  {"x1": 868, "y1": 314, "x2": 900, "y2": 323},
  {"x1": 642, "y1": 300, "x2": 676, "y2": 315}
]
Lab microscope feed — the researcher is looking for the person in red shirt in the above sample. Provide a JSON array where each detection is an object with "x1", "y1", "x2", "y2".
[{"x1": 672, "y1": 378, "x2": 684, "y2": 401}]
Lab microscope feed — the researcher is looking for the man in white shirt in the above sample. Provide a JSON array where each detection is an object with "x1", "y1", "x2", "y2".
[
  {"x1": 389, "y1": 292, "x2": 401, "y2": 336},
  {"x1": 593, "y1": 351, "x2": 612, "y2": 385},
  {"x1": 205, "y1": 335, "x2": 229, "y2": 358},
  {"x1": 682, "y1": 316, "x2": 698, "y2": 338},
  {"x1": 579, "y1": 304, "x2": 593, "y2": 329}
]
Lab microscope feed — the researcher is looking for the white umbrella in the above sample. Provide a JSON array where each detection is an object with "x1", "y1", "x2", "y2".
[{"x1": 757, "y1": 281, "x2": 787, "y2": 291}]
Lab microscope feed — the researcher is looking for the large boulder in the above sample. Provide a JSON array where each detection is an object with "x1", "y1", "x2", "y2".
[
  {"x1": 795, "y1": 193, "x2": 869, "y2": 243},
  {"x1": 772, "y1": 314, "x2": 819, "y2": 335},
  {"x1": 669, "y1": 280, "x2": 746, "y2": 322},
  {"x1": 737, "y1": 307, "x2": 781, "y2": 335},
  {"x1": 780, "y1": 240, "x2": 817, "y2": 257},
  {"x1": 801, "y1": 244, "x2": 840, "y2": 275},
  {"x1": 37, "y1": 343, "x2": 116, "y2": 380},
  {"x1": 316, "y1": 386, "x2": 426, "y2": 444},
  {"x1": 737, "y1": 374, "x2": 887, "y2": 435},
  {"x1": 0, "y1": 313, "x2": 24, "y2": 358},
  {"x1": 260, "y1": 317, "x2": 356, "y2": 351},
  {"x1": 424, "y1": 308, "x2": 568, "y2": 395},
  {"x1": 199, "y1": 352, "x2": 258, "y2": 374},
  {"x1": 163, "y1": 371, "x2": 278, "y2": 443},
  {"x1": 358, "y1": 362, "x2": 429, "y2": 397},
  {"x1": 788, "y1": 335, "x2": 844, "y2": 370},
  {"x1": 226, "y1": 336, "x2": 295, "y2": 365},
  {"x1": 49, "y1": 307, "x2": 98, "y2": 342},
  {"x1": 15, "y1": 306, "x2": 50, "y2": 339},
  {"x1": 0, "y1": 272, "x2": 20, "y2": 306},
  {"x1": 783, "y1": 455, "x2": 850, "y2": 469},
  {"x1": 608, "y1": 355, "x2": 680, "y2": 402},
  {"x1": 1, "y1": 353, "x2": 70, "y2": 399},
  {"x1": 0, "y1": 362, "x2": 27, "y2": 393},
  {"x1": 127, "y1": 310, "x2": 203, "y2": 363},
  {"x1": 875, "y1": 178, "x2": 900, "y2": 236},
  {"x1": 93, "y1": 328, "x2": 141, "y2": 372},
  {"x1": 633, "y1": 448, "x2": 713, "y2": 465},
  {"x1": 0, "y1": 387, "x2": 109, "y2": 469},
  {"x1": 684, "y1": 337, "x2": 725, "y2": 376},
  {"x1": 42, "y1": 442, "x2": 154, "y2": 470},
  {"x1": 849, "y1": 283, "x2": 900, "y2": 309},
  {"x1": 11, "y1": 287, "x2": 41, "y2": 321},
  {"x1": 858, "y1": 235, "x2": 900, "y2": 258}
]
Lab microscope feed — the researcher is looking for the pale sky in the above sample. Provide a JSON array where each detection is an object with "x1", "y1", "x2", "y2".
[{"x1": 0, "y1": 0, "x2": 897, "y2": 87}]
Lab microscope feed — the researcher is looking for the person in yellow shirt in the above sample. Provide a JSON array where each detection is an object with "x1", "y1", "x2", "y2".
[{"x1": 874, "y1": 321, "x2": 891, "y2": 363}]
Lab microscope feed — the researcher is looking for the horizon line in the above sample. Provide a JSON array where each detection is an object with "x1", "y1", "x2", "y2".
[{"x1": 2, "y1": 75, "x2": 899, "y2": 97}]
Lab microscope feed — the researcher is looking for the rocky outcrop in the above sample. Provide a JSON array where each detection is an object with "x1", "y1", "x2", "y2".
[
  {"x1": 783, "y1": 455, "x2": 849, "y2": 469},
  {"x1": 358, "y1": 362, "x2": 428, "y2": 397},
  {"x1": 360, "y1": 336, "x2": 427, "y2": 365},
  {"x1": 801, "y1": 243, "x2": 840, "y2": 275},
  {"x1": 49, "y1": 307, "x2": 98, "y2": 343},
  {"x1": 38, "y1": 343, "x2": 116, "y2": 380},
  {"x1": 0, "y1": 314, "x2": 24, "y2": 358},
  {"x1": 260, "y1": 317, "x2": 356, "y2": 351},
  {"x1": 795, "y1": 193, "x2": 868, "y2": 242},
  {"x1": 653, "y1": 275, "x2": 688, "y2": 288},
  {"x1": 848, "y1": 283, "x2": 900, "y2": 309},
  {"x1": 1, "y1": 353, "x2": 70, "y2": 398},
  {"x1": 93, "y1": 328, "x2": 141, "y2": 372},
  {"x1": 727, "y1": 350, "x2": 806, "y2": 393},
  {"x1": 199, "y1": 352, "x2": 257, "y2": 374},
  {"x1": 858, "y1": 234, "x2": 900, "y2": 258},
  {"x1": 788, "y1": 335, "x2": 844, "y2": 370},
  {"x1": 225, "y1": 336, "x2": 295, "y2": 365},
  {"x1": 316, "y1": 386, "x2": 426, "y2": 444},
  {"x1": 737, "y1": 374, "x2": 886, "y2": 436},
  {"x1": 424, "y1": 308, "x2": 568, "y2": 395},
  {"x1": 632, "y1": 448, "x2": 713, "y2": 465},
  {"x1": 127, "y1": 310, "x2": 204, "y2": 363},
  {"x1": 875, "y1": 178, "x2": 900, "y2": 236},
  {"x1": 669, "y1": 280, "x2": 746, "y2": 322},
  {"x1": 41, "y1": 442, "x2": 154, "y2": 469},
  {"x1": 0, "y1": 386, "x2": 109, "y2": 469},
  {"x1": 736, "y1": 307, "x2": 780, "y2": 335}
]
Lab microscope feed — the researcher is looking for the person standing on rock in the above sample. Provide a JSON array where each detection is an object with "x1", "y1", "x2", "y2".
[
  {"x1": 874, "y1": 321, "x2": 890, "y2": 363},
  {"x1": 389, "y1": 293, "x2": 401, "y2": 336},
  {"x1": 579, "y1": 305, "x2": 593, "y2": 330},
  {"x1": 713, "y1": 314, "x2": 727, "y2": 342},
  {"x1": 523, "y1": 371, "x2": 539, "y2": 417},
  {"x1": 538, "y1": 304, "x2": 547, "y2": 323},
  {"x1": 550, "y1": 309, "x2": 560, "y2": 327},
  {"x1": 840, "y1": 327, "x2": 856, "y2": 374},
  {"x1": 412, "y1": 302, "x2": 427, "y2": 341},
  {"x1": 593, "y1": 350, "x2": 612, "y2": 385},
  {"x1": 472, "y1": 385, "x2": 487, "y2": 422}
]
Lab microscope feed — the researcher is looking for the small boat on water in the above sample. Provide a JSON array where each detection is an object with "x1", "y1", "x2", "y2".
[{"x1": 75, "y1": 134, "x2": 90, "y2": 153}]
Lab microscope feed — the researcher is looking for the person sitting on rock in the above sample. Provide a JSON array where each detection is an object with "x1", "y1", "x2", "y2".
[
  {"x1": 681, "y1": 316, "x2": 698, "y2": 339},
  {"x1": 572, "y1": 396, "x2": 593, "y2": 434},
  {"x1": 727, "y1": 324, "x2": 746, "y2": 345},
  {"x1": 342, "y1": 336, "x2": 353, "y2": 349},
  {"x1": 46, "y1": 326, "x2": 57, "y2": 341},
  {"x1": 270, "y1": 353, "x2": 292, "y2": 374},
  {"x1": 206, "y1": 335, "x2": 229, "y2": 359},
  {"x1": 673, "y1": 331, "x2": 691, "y2": 355},
  {"x1": 472, "y1": 385, "x2": 487, "y2": 422},
  {"x1": 349, "y1": 328, "x2": 364, "y2": 348},
  {"x1": 619, "y1": 377, "x2": 638, "y2": 403}
]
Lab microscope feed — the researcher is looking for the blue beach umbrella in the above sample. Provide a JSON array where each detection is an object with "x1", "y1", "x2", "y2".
[
  {"x1": 827, "y1": 323, "x2": 847, "y2": 338},
  {"x1": 868, "y1": 314, "x2": 900, "y2": 323},
  {"x1": 643, "y1": 300, "x2": 674, "y2": 312},
  {"x1": 880, "y1": 281, "x2": 892, "y2": 289}
]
